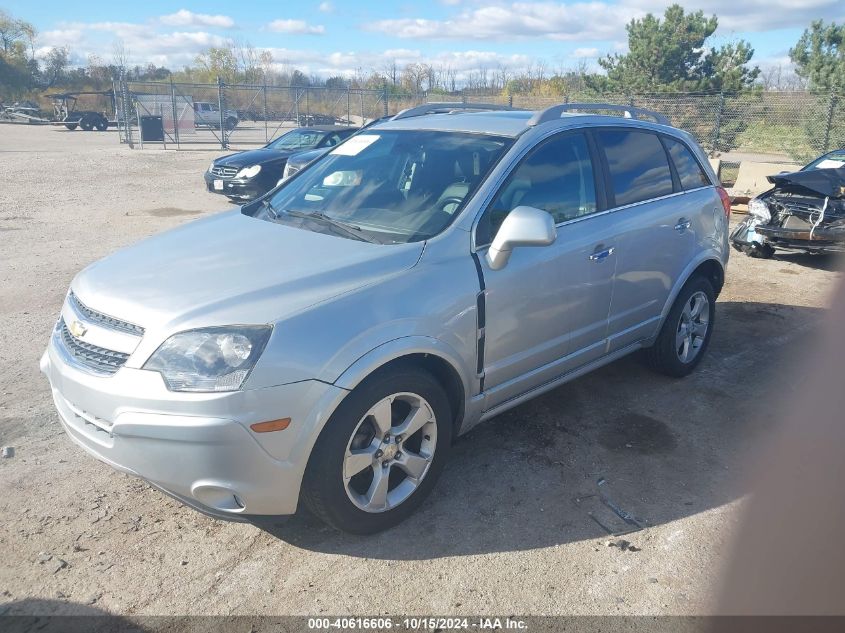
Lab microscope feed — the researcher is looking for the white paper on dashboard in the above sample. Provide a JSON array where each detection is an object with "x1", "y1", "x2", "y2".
[{"x1": 331, "y1": 134, "x2": 380, "y2": 156}]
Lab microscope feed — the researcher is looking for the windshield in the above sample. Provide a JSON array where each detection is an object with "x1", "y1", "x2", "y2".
[
  {"x1": 258, "y1": 129, "x2": 512, "y2": 243},
  {"x1": 804, "y1": 150, "x2": 845, "y2": 171},
  {"x1": 266, "y1": 129, "x2": 326, "y2": 151}
]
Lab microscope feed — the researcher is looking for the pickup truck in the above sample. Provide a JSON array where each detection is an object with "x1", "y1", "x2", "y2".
[{"x1": 193, "y1": 101, "x2": 239, "y2": 130}]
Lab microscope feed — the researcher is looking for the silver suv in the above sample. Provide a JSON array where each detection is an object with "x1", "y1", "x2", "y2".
[{"x1": 41, "y1": 103, "x2": 730, "y2": 534}]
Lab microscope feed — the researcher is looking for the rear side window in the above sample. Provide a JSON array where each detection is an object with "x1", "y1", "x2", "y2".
[
  {"x1": 664, "y1": 137, "x2": 710, "y2": 189},
  {"x1": 597, "y1": 130, "x2": 674, "y2": 207}
]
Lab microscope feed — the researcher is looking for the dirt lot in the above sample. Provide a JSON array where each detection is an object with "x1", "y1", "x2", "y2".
[{"x1": 0, "y1": 125, "x2": 842, "y2": 617}]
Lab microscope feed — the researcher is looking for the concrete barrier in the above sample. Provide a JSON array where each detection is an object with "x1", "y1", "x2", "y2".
[
  {"x1": 727, "y1": 161, "x2": 802, "y2": 199},
  {"x1": 708, "y1": 158, "x2": 721, "y2": 183}
]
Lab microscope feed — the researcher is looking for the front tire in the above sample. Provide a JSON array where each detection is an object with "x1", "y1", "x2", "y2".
[
  {"x1": 645, "y1": 276, "x2": 715, "y2": 377},
  {"x1": 302, "y1": 366, "x2": 452, "y2": 534}
]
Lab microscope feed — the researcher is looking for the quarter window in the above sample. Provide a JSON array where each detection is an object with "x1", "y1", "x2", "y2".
[
  {"x1": 477, "y1": 133, "x2": 597, "y2": 245},
  {"x1": 597, "y1": 130, "x2": 674, "y2": 207},
  {"x1": 664, "y1": 137, "x2": 710, "y2": 190}
]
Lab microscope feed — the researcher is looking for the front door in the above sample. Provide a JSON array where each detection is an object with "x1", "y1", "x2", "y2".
[{"x1": 475, "y1": 131, "x2": 617, "y2": 410}]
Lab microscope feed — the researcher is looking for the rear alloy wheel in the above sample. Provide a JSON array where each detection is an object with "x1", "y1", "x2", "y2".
[
  {"x1": 645, "y1": 276, "x2": 715, "y2": 377},
  {"x1": 303, "y1": 367, "x2": 452, "y2": 534}
]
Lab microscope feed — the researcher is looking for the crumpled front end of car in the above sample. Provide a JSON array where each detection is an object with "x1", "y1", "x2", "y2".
[{"x1": 731, "y1": 168, "x2": 845, "y2": 257}]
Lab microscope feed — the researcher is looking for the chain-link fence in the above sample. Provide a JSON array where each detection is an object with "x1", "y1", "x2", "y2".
[
  {"x1": 114, "y1": 78, "x2": 392, "y2": 150},
  {"x1": 114, "y1": 78, "x2": 844, "y2": 164}
]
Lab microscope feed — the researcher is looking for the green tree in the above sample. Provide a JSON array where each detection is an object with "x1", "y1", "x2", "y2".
[
  {"x1": 193, "y1": 47, "x2": 238, "y2": 83},
  {"x1": 790, "y1": 20, "x2": 844, "y2": 91},
  {"x1": 41, "y1": 46, "x2": 69, "y2": 87},
  {"x1": 0, "y1": 9, "x2": 37, "y2": 97},
  {"x1": 588, "y1": 4, "x2": 759, "y2": 93}
]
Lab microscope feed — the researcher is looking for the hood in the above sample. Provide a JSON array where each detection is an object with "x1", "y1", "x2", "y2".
[
  {"x1": 768, "y1": 167, "x2": 845, "y2": 198},
  {"x1": 72, "y1": 211, "x2": 423, "y2": 332},
  {"x1": 287, "y1": 147, "x2": 330, "y2": 169},
  {"x1": 215, "y1": 148, "x2": 294, "y2": 168}
]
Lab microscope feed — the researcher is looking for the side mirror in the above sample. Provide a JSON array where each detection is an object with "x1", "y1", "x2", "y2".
[{"x1": 486, "y1": 206, "x2": 556, "y2": 270}]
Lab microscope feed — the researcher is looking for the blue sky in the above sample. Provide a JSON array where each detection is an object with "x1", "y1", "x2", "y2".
[{"x1": 5, "y1": 0, "x2": 844, "y2": 79}]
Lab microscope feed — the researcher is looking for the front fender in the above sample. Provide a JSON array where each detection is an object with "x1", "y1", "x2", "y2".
[{"x1": 334, "y1": 335, "x2": 474, "y2": 395}]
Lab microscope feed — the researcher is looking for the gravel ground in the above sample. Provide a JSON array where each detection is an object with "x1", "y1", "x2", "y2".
[{"x1": 0, "y1": 124, "x2": 842, "y2": 617}]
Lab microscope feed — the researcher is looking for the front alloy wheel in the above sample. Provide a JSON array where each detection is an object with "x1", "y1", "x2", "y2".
[
  {"x1": 303, "y1": 366, "x2": 452, "y2": 534},
  {"x1": 344, "y1": 393, "x2": 437, "y2": 513}
]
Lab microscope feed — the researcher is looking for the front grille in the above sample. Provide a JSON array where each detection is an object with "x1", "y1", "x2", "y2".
[
  {"x1": 69, "y1": 292, "x2": 144, "y2": 336},
  {"x1": 210, "y1": 165, "x2": 238, "y2": 178},
  {"x1": 59, "y1": 319, "x2": 129, "y2": 375}
]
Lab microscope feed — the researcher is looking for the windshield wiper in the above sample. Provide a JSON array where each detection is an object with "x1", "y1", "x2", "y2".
[
  {"x1": 260, "y1": 198, "x2": 280, "y2": 220},
  {"x1": 283, "y1": 209, "x2": 382, "y2": 244}
]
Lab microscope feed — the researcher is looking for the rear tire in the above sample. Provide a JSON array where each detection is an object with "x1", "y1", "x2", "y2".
[
  {"x1": 302, "y1": 366, "x2": 452, "y2": 534},
  {"x1": 645, "y1": 276, "x2": 715, "y2": 378}
]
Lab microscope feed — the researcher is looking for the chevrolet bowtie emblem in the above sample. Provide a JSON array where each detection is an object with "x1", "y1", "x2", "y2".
[{"x1": 69, "y1": 320, "x2": 88, "y2": 338}]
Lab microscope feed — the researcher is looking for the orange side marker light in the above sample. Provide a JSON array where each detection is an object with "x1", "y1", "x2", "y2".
[{"x1": 250, "y1": 418, "x2": 291, "y2": 433}]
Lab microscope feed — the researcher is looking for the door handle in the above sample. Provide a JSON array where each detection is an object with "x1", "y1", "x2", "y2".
[
  {"x1": 674, "y1": 218, "x2": 691, "y2": 232},
  {"x1": 589, "y1": 246, "x2": 615, "y2": 262}
]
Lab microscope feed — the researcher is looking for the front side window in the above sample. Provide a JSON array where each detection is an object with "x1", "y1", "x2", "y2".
[
  {"x1": 664, "y1": 137, "x2": 709, "y2": 190},
  {"x1": 597, "y1": 129, "x2": 674, "y2": 207},
  {"x1": 267, "y1": 129, "x2": 324, "y2": 151},
  {"x1": 476, "y1": 133, "x2": 597, "y2": 245},
  {"x1": 253, "y1": 130, "x2": 512, "y2": 243},
  {"x1": 320, "y1": 132, "x2": 345, "y2": 147}
]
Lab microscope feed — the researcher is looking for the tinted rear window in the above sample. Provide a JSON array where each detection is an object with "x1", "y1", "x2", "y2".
[
  {"x1": 597, "y1": 130, "x2": 674, "y2": 206},
  {"x1": 664, "y1": 137, "x2": 709, "y2": 189}
]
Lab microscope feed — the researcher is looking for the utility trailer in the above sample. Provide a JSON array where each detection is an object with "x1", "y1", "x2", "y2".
[{"x1": 46, "y1": 90, "x2": 117, "y2": 131}]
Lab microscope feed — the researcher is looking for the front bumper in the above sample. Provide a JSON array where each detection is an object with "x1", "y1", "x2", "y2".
[
  {"x1": 203, "y1": 172, "x2": 268, "y2": 201},
  {"x1": 731, "y1": 216, "x2": 845, "y2": 254},
  {"x1": 41, "y1": 331, "x2": 347, "y2": 519}
]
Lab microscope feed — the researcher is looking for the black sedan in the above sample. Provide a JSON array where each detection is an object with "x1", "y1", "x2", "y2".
[{"x1": 204, "y1": 126, "x2": 358, "y2": 202}]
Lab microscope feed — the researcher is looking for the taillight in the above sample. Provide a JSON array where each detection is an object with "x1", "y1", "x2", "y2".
[{"x1": 716, "y1": 187, "x2": 732, "y2": 219}]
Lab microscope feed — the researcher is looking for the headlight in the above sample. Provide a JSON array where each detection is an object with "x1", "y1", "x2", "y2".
[
  {"x1": 235, "y1": 164, "x2": 262, "y2": 179},
  {"x1": 748, "y1": 198, "x2": 771, "y2": 222},
  {"x1": 208, "y1": 162, "x2": 216, "y2": 173},
  {"x1": 143, "y1": 326, "x2": 272, "y2": 392}
]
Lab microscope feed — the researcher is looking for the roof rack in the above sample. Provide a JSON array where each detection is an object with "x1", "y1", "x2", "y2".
[
  {"x1": 528, "y1": 102, "x2": 670, "y2": 127},
  {"x1": 391, "y1": 102, "x2": 518, "y2": 121}
]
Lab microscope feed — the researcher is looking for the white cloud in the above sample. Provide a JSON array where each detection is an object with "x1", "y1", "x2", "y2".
[
  {"x1": 38, "y1": 29, "x2": 85, "y2": 50},
  {"x1": 267, "y1": 19, "x2": 326, "y2": 35},
  {"x1": 159, "y1": 10, "x2": 235, "y2": 29},
  {"x1": 621, "y1": 0, "x2": 844, "y2": 32},
  {"x1": 365, "y1": 3, "x2": 639, "y2": 41},
  {"x1": 571, "y1": 47, "x2": 599, "y2": 58},
  {"x1": 318, "y1": 2, "x2": 334, "y2": 13},
  {"x1": 364, "y1": 0, "x2": 844, "y2": 43}
]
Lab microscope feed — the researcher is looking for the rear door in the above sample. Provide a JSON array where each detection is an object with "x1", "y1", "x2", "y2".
[{"x1": 594, "y1": 128, "x2": 705, "y2": 351}]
